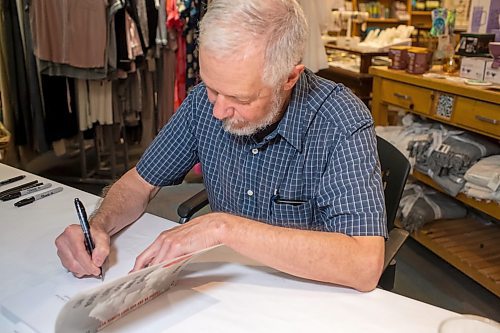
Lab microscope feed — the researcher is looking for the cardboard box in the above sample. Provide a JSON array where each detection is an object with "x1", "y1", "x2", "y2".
[
  {"x1": 460, "y1": 57, "x2": 489, "y2": 80},
  {"x1": 484, "y1": 60, "x2": 500, "y2": 84}
]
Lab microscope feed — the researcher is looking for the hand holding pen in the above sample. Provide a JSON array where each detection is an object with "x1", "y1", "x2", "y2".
[{"x1": 74, "y1": 198, "x2": 105, "y2": 281}]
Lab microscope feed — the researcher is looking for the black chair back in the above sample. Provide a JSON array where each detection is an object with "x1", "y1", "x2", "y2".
[{"x1": 376, "y1": 136, "x2": 411, "y2": 231}]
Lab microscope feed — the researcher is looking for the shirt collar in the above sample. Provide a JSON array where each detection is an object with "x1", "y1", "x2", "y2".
[{"x1": 266, "y1": 69, "x2": 320, "y2": 152}]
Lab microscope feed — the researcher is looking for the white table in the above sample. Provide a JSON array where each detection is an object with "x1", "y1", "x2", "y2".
[{"x1": 0, "y1": 163, "x2": 459, "y2": 332}]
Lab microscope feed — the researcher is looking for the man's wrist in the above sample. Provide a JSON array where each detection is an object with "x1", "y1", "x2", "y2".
[
  {"x1": 209, "y1": 212, "x2": 232, "y2": 246},
  {"x1": 90, "y1": 213, "x2": 114, "y2": 235}
]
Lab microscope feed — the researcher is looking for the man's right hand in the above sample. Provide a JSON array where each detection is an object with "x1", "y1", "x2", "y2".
[{"x1": 55, "y1": 224, "x2": 110, "y2": 278}]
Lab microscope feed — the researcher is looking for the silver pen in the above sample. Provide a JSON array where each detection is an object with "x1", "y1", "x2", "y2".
[
  {"x1": 1, "y1": 183, "x2": 52, "y2": 201},
  {"x1": 14, "y1": 187, "x2": 63, "y2": 207}
]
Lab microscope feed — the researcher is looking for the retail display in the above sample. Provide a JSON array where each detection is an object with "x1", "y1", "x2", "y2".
[
  {"x1": 357, "y1": 25, "x2": 414, "y2": 51},
  {"x1": 370, "y1": 66, "x2": 500, "y2": 297},
  {"x1": 457, "y1": 33, "x2": 496, "y2": 56}
]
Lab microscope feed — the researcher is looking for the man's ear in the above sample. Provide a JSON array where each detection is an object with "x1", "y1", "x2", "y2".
[{"x1": 283, "y1": 64, "x2": 305, "y2": 91}]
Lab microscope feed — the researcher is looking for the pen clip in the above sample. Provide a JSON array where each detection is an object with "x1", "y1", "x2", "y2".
[{"x1": 272, "y1": 192, "x2": 307, "y2": 206}]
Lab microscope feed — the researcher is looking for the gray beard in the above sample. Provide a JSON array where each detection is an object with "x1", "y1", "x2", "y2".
[{"x1": 222, "y1": 91, "x2": 285, "y2": 136}]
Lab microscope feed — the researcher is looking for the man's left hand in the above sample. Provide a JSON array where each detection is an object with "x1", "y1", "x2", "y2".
[{"x1": 130, "y1": 212, "x2": 227, "y2": 272}]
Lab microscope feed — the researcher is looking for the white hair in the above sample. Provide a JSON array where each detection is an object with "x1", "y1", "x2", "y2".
[{"x1": 198, "y1": 0, "x2": 308, "y2": 87}]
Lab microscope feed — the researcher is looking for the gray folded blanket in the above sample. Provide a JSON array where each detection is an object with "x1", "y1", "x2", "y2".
[
  {"x1": 398, "y1": 183, "x2": 468, "y2": 233},
  {"x1": 427, "y1": 132, "x2": 500, "y2": 177}
]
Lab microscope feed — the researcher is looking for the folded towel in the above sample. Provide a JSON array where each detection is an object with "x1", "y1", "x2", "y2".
[{"x1": 464, "y1": 155, "x2": 500, "y2": 192}]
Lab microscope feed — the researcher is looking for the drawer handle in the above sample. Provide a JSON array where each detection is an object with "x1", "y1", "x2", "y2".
[
  {"x1": 475, "y1": 115, "x2": 499, "y2": 125},
  {"x1": 394, "y1": 93, "x2": 411, "y2": 100}
]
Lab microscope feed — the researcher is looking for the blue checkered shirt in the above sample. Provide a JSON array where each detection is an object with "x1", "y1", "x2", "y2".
[{"x1": 137, "y1": 69, "x2": 387, "y2": 237}]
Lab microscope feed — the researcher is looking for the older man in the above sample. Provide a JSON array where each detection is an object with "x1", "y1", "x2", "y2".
[{"x1": 56, "y1": 0, "x2": 386, "y2": 292}]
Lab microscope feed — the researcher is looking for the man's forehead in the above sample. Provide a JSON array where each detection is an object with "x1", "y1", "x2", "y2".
[{"x1": 199, "y1": 49, "x2": 266, "y2": 98}]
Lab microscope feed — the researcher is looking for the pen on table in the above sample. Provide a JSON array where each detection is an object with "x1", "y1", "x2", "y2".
[
  {"x1": 74, "y1": 198, "x2": 104, "y2": 281},
  {"x1": 1, "y1": 183, "x2": 52, "y2": 201},
  {"x1": 0, "y1": 180, "x2": 40, "y2": 199},
  {"x1": 13, "y1": 186, "x2": 63, "y2": 207},
  {"x1": 0, "y1": 175, "x2": 25, "y2": 187}
]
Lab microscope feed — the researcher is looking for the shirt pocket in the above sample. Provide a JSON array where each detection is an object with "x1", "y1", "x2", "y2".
[{"x1": 270, "y1": 198, "x2": 315, "y2": 229}]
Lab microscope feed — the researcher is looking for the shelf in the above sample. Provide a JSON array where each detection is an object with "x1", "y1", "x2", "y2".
[
  {"x1": 410, "y1": 217, "x2": 500, "y2": 297},
  {"x1": 366, "y1": 18, "x2": 408, "y2": 23},
  {"x1": 411, "y1": 11, "x2": 432, "y2": 16},
  {"x1": 412, "y1": 170, "x2": 500, "y2": 221}
]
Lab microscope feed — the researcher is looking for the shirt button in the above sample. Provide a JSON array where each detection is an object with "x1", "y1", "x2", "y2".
[
  {"x1": 247, "y1": 190, "x2": 254, "y2": 196},
  {"x1": 251, "y1": 148, "x2": 259, "y2": 155}
]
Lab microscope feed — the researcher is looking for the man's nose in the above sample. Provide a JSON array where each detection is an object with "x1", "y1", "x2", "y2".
[{"x1": 212, "y1": 94, "x2": 234, "y2": 120}]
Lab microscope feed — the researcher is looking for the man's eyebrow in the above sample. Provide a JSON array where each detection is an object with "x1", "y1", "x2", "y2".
[{"x1": 200, "y1": 76, "x2": 253, "y2": 101}]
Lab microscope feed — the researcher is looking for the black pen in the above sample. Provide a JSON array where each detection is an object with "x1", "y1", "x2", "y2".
[
  {"x1": 14, "y1": 186, "x2": 63, "y2": 207},
  {"x1": 74, "y1": 198, "x2": 103, "y2": 281},
  {"x1": 0, "y1": 180, "x2": 40, "y2": 199},
  {"x1": 0, "y1": 175, "x2": 25, "y2": 186},
  {"x1": 1, "y1": 183, "x2": 52, "y2": 201}
]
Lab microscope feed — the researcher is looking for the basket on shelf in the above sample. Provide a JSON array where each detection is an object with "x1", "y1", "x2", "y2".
[{"x1": 0, "y1": 121, "x2": 11, "y2": 161}]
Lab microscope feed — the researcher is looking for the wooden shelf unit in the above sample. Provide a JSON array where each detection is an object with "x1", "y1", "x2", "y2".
[
  {"x1": 370, "y1": 66, "x2": 500, "y2": 297},
  {"x1": 351, "y1": 0, "x2": 433, "y2": 35}
]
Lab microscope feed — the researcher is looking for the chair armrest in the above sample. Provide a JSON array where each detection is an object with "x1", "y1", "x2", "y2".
[
  {"x1": 177, "y1": 189, "x2": 209, "y2": 223},
  {"x1": 383, "y1": 227, "x2": 410, "y2": 271}
]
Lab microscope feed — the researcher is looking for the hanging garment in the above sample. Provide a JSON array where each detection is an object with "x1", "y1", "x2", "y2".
[
  {"x1": 0, "y1": 0, "x2": 31, "y2": 146},
  {"x1": 155, "y1": 0, "x2": 168, "y2": 46},
  {"x1": 167, "y1": 0, "x2": 185, "y2": 110},
  {"x1": 156, "y1": 41, "x2": 176, "y2": 130},
  {"x1": 115, "y1": 1, "x2": 147, "y2": 74},
  {"x1": 181, "y1": 0, "x2": 204, "y2": 93},
  {"x1": 136, "y1": 0, "x2": 158, "y2": 50},
  {"x1": 22, "y1": 0, "x2": 47, "y2": 152},
  {"x1": 75, "y1": 80, "x2": 114, "y2": 131},
  {"x1": 30, "y1": 0, "x2": 108, "y2": 69},
  {"x1": 41, "y1": 75, "x2": 79, "y2": 144},
  {"x1": 126, "y1": 11, "x2": 144, "y2": 61}
]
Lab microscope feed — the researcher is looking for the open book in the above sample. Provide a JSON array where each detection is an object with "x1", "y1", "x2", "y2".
[
  {"x1": 61, "y1": 247, "x2": 217, "y2": 333},
  {"x1": 1, "y1": 246, "x2": 216, "y2": 333}
]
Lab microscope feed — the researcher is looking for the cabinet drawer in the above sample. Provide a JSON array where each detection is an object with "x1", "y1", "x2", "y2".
[
  {"x1": 454, "y1": 98, "x2": 500, "y2": 139},
  {"x1": 380, "y1": 79, "x2": 433, "y2": 114}
]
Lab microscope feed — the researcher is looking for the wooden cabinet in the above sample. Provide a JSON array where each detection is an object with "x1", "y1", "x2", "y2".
[{"x1": 369, "y1": 66, "x2": 500, "y2": 297}]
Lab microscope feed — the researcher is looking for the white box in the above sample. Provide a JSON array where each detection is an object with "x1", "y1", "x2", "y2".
[
  {"x1": 460, "y1": 57, "x2": 489, "y2": 80},
  {"x1": 484, "y1": 60, "x2": 500, "y2": 84}
]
